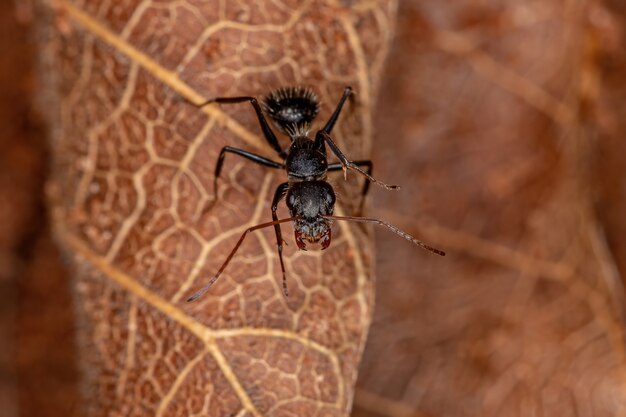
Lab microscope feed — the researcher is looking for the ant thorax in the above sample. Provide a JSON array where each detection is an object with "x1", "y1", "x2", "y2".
[
  {"x1": 285, "y1": 136, "x2": 327, "y2": 180},
  {"x1": 286, "y1": 180, "x2": 335, "y2": 250}
]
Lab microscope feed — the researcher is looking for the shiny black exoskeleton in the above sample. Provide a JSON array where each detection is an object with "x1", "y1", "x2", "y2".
[{"x1": 187, "y1": 86, "x2": 444, "y2": 302}]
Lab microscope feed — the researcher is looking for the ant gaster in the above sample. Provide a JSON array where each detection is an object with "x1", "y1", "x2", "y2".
[{"x1": 186, "y1": 86, "x2": 444, "y2": 302}]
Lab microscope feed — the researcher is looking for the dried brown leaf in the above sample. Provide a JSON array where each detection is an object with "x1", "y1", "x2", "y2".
[{"x1": 38, "y1": 0, "x2": 396, "y2": 416}]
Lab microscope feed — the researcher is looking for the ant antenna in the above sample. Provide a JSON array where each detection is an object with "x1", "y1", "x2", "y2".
[
  {"x1": 186, "y1": 216, "x2": 300, "y2": 302},
  {"x1": 323, "y1": 215, "x2": 445, "y2": 256}
]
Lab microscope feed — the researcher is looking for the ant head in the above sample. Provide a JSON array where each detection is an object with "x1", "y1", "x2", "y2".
[
  {"x1": 286, "y1": 181, "x2": 335, "y2": 250},
  {"x1": 262, "y1": 86, "x2": 320, "y2": 135}
]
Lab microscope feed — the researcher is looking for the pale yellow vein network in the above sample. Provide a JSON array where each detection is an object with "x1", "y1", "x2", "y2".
[
  {"x1": 54, "y1": 0, "x2": 365, "y2": 414},
  {"x1": 56, "y1": 0, "x2": 271, "y2": 154},
  {"x1": 117, "y1": 295, "x2": 138, "y2": 398},
  {"x1": 59, "y1": 213, "x2": 350, "y2": 415},
  {"x1": 155, "y1": 350, "x2": 209, "y2": 417}
]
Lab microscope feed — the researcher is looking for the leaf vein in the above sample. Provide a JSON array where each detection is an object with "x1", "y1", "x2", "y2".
[{"x1": 58, "y1": 0, "x2": 272, "y2": 154}]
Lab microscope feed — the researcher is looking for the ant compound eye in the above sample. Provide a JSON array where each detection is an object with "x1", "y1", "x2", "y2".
[{"x1": 326, "y1": 190, "x2": 335, "y2": 206}]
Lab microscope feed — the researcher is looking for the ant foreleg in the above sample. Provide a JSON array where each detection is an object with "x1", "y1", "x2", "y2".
[
  {"x1": 186, "y1": 216, "x2": 299, "y2": 302},
  {"x1": 317, "y1": 131, "x2": 399, "y2": 191},
  {"x1": 197, "y1": 96, "x2": 286, "y2": 157},
  {"x1": 271, "y1": 183, "x2": 290, "y2": 297},
  {"x1": 322, "y1": 86, "x2": 352, "y2": 134},
  {"x1": 328, "y1": 160, "x2": 372, "y2": 216}
]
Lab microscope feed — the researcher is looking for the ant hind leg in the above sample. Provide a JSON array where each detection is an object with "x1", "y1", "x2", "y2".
[
  {"x1": 322, "y1": 86, "x2": 353, "y2": 134},
  {"x1": 197, "y1": 96, "x2": 286, "y2": 157}
]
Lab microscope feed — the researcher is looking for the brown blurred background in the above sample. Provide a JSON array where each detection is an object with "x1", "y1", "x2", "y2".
[
  {"x1": 2, "y1": 0, "x2": 626, "y2": 416},
  {"x1": 0, "y1": 1, "x2": 79, "y2": 417},
  {"x1": 354, "y1": 1, "x2": 626, "y2": 416}
]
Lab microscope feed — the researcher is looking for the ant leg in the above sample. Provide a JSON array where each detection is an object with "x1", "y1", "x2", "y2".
[
  {"x1": 316, "y1": 130, "x2": 399, "y2": 190},
  {"x1": 328, "y1": 160, "x2": 372, "y2": 215},
  {"x1": 197, "y1": 96, "x2": 285, "y2": 157},
  {"x1": 271, "y1": 182, "x2": 290, "y2": 297},
  {"x1": 203, "y1": 146, "x2": 283, "y2": 213},
  {"x1": 322, "y1": 86, "x2": 352, "y2": 134},
  {"x1": 186, "y1": 216, "x2": 299, "y2": 302},
  {"x1": 212, "y1": 146, "x2": 283, "y2": 195}
]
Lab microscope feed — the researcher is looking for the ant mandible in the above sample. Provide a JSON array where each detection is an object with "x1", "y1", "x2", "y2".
[{"x1": 187, "y1": 86, "x2": 444, "y2": 302}]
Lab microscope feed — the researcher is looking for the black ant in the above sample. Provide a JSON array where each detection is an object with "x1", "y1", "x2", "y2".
[{"x1": 186, "y1": 86, "x2": 444, "y2": 302}]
